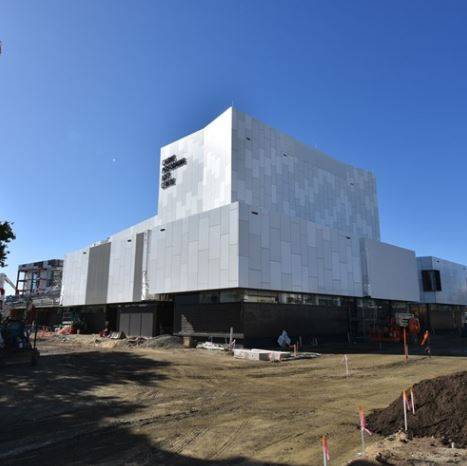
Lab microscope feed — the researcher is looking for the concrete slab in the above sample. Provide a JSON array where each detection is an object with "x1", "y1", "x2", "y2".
[
  {"x1": 233, "y1": 348, "x2": 321, "y2": 362},
  {"x1": 233, "y1": 348, "x2": 272, "y2": 361}
]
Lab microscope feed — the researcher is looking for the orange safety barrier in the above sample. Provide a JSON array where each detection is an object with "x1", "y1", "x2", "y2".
[
  {"x1": 420, "y1": 330, "x2": 430, "y2": 346},
  {"x1": 408, "y1": 318, "x2": 420, "y2": 335}
]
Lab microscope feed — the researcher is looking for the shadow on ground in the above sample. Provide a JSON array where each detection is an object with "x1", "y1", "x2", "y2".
[{"x1": 0, "y1": 349, "x2": 287, "y2": 465}]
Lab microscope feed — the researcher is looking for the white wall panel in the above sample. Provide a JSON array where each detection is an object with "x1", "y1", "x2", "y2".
[
  {"x1": 148, "y1": 203, "x2": 240, "y2": 294},
  {"x1": 232, "y1": 108, "x2": 380, "y2": 240},
  {"x1": 157, "y1": 109, "x2": 232, "y2": 224},
  {"x1": 61, "y1": 247, "x2": 89, "y2": 306},
  {"x1": 361, "y1": 239, "x2": 420, "y2": 302},
  {"x1": 106, "y1": 218, "x2": 156, "y2": 304},
  {"x1": 238, "y1": 202, "x2": 363, "y2": 296},
  {"x1": 107, "y1": 234, "x2": 136, "y2": 304}
]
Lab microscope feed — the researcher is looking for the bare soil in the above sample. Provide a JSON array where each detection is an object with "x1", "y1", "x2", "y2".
[
  {"x1": 1, "y1": 336, "x2": 466, "y2": 465},
  {"x1": 367, "y1": 371, "x2": 467, "y2": 447},
  {"x1": 349, "y1": 432, "x2": 467, "y2": 465}
]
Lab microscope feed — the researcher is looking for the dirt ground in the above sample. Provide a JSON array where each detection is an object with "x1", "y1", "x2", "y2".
[
  {"x1": 1, "y1": 336, "x2": 466, "y2": 466},
  {"x1": 353, "y1": 432, "x2": 467, "y2": 465}
]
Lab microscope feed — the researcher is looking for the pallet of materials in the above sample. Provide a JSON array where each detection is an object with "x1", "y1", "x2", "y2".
[{"x1": 233, "y1": 348, "x2": 321, "y2": 361}]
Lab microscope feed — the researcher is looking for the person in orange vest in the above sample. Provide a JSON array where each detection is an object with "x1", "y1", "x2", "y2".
[{"x1": 420, "y1": 330, "x2": 431, "y2": 357}]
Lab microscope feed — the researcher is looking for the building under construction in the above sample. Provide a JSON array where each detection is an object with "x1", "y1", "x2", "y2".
[
  {"x1": 2, "y1": 260, "x2": 64, "y2": 324},
  {"x1": 58, "y1": 108, "x2": 467, "y2": 340}
]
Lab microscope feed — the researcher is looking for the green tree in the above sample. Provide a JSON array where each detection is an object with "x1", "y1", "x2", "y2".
[{"x1": 0, "y1": 221, "x2": 16, "y2": 268}]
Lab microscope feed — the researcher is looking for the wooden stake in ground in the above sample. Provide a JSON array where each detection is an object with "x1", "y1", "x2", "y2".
[
  {"x1": 359, "y1": 407, "x2": 372, "y2": 454},
  {"x1": 343, "y1": 354, "x2": 350, "y2": 377},
  {"x1": 321, "y1": 435, "x2": 330, "y2": 466},
  {"x1": 402, "y1": 391, "x2": 408, "y2": 431},
  {"x1": 229, "y1": 327, "x2": 233, "y2": 349},
  {"x1": 410, "y1": 388, "x2": 415, "y2": 415},
  {"x1": 403, "y1": 327, "x2": 409, "y2": 363}
]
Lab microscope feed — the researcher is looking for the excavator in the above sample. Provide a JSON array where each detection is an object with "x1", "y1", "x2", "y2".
[{"x1": 0, "y1": 273, "x2": 40, "y2": 367}]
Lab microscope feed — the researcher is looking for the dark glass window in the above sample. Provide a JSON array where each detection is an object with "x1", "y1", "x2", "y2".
[
  {"x1": 174, "y1": 293, "x2": 199, "y2": 305},
  {"x1": 421, "y1": 270, "x2": 442, "y2": 292}
]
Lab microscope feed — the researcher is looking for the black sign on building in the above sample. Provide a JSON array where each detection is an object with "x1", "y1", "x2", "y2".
[{"x1": 161, "y1": 155, "x2": 187, "y2": 189}]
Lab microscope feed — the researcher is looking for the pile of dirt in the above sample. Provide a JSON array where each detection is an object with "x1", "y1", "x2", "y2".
[
  {"x1": 348, "y1": 433, "x2": 467, "y2": 466},
  {"x1": 118, "y1": 334, "x2": 183, "y2": 349},
  {"x1": 367, "y1": 371, "x2": 467, "y2": 447},
  {"x1": 139, "y1": 334, "x2": 183, "y2": 349}
]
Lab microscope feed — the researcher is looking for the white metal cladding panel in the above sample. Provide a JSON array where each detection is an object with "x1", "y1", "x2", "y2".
[
  {"x1": 157, "y1": 108, "x2": 232, "y2": 224},
  {"x1": 417, "y1": 256, "x2": 467, "y2": 305},
  {"x1": 85, "y1": 242, "x2": 111, "y2": 305},
  {"x1": 232, "y1": 108, "x2": 380, "y2": 241},
  {"x1": 148, "y1": 203, "x2": 239, "y2": 294},
  {"x1": 238, "y1": 202, "x2": 363, "y2": 297},
  {"x1": 203, "y1": 108, "x2": 232, "y2": 213},
  {"x1": 61, "y1": 247, "x2": 89, "y2": 306},
  {"x1": 361, "y1": 239, "x2": 420, "y2": 302},
  {"x1": 107, "y1": 217, "x2": 156, "y2": 303},
  {"x1": 133, "y1": 233, "x2": 145, "y2": 301},
  {"x1": 107, "y1": 233, "x2": 137, "y2": 304}
]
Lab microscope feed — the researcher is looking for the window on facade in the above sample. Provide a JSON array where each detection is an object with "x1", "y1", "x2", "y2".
[
  {"x1": 245, "y1": 290, "x2": 278, "y2": 303},
  {"x1": 174, "y1": 293, "x2": 199, "y2": 305},
  {"x1": 303, "y1": 294, "x2": 317, "y2": 305},
  {"x1": 422, "y1": 270, "x2": 442, "y2": 292},
  {"x1": 357, "y1": 298, "x2": 377, "y2": 309},
  {"x1": 286, "y1": 294, "x2": 303, "y2": 304},
  {"x1": 279, "y1": 293, "x2": 302, "y2": 304},
  {"x1": 392, "y1": 301, "x2": 409, "y2": 311},
  {"x1": 317, "y1": 296, "x2": 341, "y2": 307},
  {"x1": 220, "y1": 290, "x2": 243, "y2": 303},
  {"x1": 199, "y1": 291, "x2": 220, "y2": 304}
]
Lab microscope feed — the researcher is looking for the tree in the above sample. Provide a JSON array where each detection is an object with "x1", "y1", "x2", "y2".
[{"x1": 0, "y1": 221, "x2": 16, "y2": 268}]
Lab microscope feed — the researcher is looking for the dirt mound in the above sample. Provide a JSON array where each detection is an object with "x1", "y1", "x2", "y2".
[
  {"x1": 139, "y1": 334, "x2": 183, "y2": 349},
  {"x1": 367, "y1": 371, "x2": 467, "y2": 447},
  {"x1": 348, "y1": 433, "x2": 467, "y2": 466},
  {"x1": 118, "y1": 334, "x2": 183, "y2": 349}
]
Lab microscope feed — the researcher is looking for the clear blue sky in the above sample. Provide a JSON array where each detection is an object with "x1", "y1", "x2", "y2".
[{"x1": 1, "y1": 0, "x2": 466, "y2": 282}]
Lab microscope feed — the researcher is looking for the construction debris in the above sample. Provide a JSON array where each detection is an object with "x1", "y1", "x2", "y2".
[
  {"x1": 118, "y1": 335, "x2": 183, "y2": 349},
  {"x1": 233, "y1": 348, "x2": 320, "y2": 361},
  {"x1": 196, "y1": 341, "x2": 230, "y2": 351},
  {"x1": 234, "y1": 348, "x2": 275, "y2": 361}
]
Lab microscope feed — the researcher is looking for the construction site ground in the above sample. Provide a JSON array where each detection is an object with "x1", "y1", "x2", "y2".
[{"x1": 1, "y1": 335, "x2": 466, "y2": 465}]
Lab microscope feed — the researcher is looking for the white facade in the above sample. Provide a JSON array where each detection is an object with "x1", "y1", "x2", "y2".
[
  {"x1": 361, "y1": 239, "x2": 420, "y2": 302},
  {"x1": 148, "y1": 203, "x2": 239, "y2": 294},
  {"x1": 238, "y1": 202, "x2": 364, "y2": 297},
  {"x1": 232, "y1": 110, "x2": 380, "y2": 241},
  {"x1": 61, "y1": 246, "x2": 90, "y2": 306},
  {"x1": 107, "y1": 217, "x2": 156, "y2": 303},
  {"x1": 417, "y1": 256, "x2": 467, "y2": 306},
  {"x1": 61, "y1": 107, "x2": 440, "y2": 307},
  {"x1": 157, "y1": 109, "x2": 232, "y2": 224}
]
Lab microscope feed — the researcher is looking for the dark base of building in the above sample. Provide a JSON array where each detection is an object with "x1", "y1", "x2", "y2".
[
  {"x1": 172, "y1": 290, "x2": 466, "y2": 343},
  {"x1": 60, "y1": 289, "x2": 466, "y2": 341},
  {"x1": 58, "y1": 302, "x2": 174, "y2": 336},
  {"x1": 174, "y1": 302, "x2": 349, "y2": 340}
]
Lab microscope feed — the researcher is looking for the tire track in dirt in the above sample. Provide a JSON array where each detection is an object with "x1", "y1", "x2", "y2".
[
  {"x1": 169, "y1": 426, "x2": 211, "y2": 455},
  {"x1": 207, "y1": 419, "x2": 250, "y2": 460}
]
